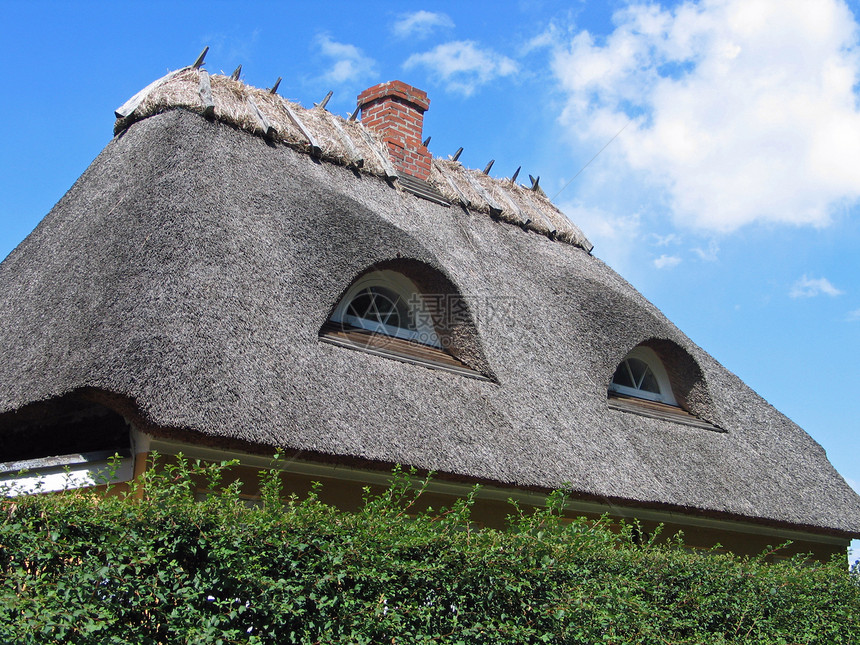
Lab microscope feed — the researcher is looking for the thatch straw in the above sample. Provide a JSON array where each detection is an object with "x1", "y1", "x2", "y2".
[
  {"x1": 114, "y1": 68, "x2": 592, "y2": 252},
  {"x1": 5, "y1": 106, "x2": 860, "y2": 538}
]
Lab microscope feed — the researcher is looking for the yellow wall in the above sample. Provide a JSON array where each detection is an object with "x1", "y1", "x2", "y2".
[{"x1": 141, "y1": 452, "x2": 848, "y2": 563}]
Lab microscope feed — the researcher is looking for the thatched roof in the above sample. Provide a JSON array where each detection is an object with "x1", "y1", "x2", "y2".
[
  {"x1": 113, "y1": 67, "x2": 591, "y2": 249},
  {"x1": 1, "y1": 81, "x2": 859, "y2": 537}
]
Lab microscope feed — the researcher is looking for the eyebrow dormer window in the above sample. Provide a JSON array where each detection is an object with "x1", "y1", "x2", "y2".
[
  {"x1": 330, "y1": 270, "x2": 440, "y2": 347},
  {"x1": 320, "y1": 266, "x2": 492, "y2": 381},
  {"x1": 346, "y1": 286, "x2": 408, "y2": 330},
  {"x1": 609, "y1": 346, "x2": 677, "y2": 406},
  {"x1": 608, "y1": 341, "x2": 723, "y2": 431}
]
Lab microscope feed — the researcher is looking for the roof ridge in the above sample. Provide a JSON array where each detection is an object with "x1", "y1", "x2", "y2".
[{"x1": 113, "y1": 67, "x2": 592, "y2": 252}]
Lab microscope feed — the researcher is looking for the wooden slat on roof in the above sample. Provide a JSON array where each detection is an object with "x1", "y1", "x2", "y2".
[
  {"x1": 248, "y1": 97, "x2": 275, "y2": 138},
  {"x1": 433, "y1": 161, "x2": 471, "y2": 208},
  {"x1": 198, "y1": 70, "x2": 215, "y2": 118},
  {"x1": 496, "y1": 187, "x2": 530, "y2": 226},
  {"x1": 518, "y1": 190, "x2": 556, "y2": 235},
  {"x1": 324, "y1": 111, "x2": 364, "y2": 168},
  {"x1": 462, "y1": 170, "x2": 503, "y2": 216},
  {"x1": 115, "y1": 67, "x2": 189, "y2": 119},
  {"x1": 358, "y1": 127, "x2": 398, "y2": 179},
  {"x1": 282, "y1": 103, "x2": 321, "y2": 156},
  {"x1": 397, "y1": 175, "x2": 450, "y2": 206}
]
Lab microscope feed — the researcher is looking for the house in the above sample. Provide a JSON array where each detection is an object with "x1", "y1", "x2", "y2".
[{"x1": 2, "y1": 52, "x2": 859, "y2": 561}]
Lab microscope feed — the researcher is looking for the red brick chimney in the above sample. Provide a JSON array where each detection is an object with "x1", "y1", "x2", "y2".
[{"x1": 357, "y1": 81, "x2": 431, "y2": 181}]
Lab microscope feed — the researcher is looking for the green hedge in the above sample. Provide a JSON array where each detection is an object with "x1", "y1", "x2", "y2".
[{"x1": 1, "y1": 456, "x2": 858, "y2": 644}]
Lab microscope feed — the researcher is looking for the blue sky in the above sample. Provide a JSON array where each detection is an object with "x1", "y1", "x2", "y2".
[{"x1": 1, "y1": 0, "x2": 858, "y2": 562}]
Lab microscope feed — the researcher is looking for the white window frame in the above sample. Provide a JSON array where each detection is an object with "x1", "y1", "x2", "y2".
[
  {"x1": 330, "y1": 270, "x2": 441, "y2": 347},
  {"x1": 609, "y1": 346, "x2": 678, "y2": 406}
]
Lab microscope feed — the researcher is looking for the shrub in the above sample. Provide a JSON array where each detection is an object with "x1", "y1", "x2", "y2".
[{"x1": 1, "y1": 455, "x2": 857, "y2": 644}]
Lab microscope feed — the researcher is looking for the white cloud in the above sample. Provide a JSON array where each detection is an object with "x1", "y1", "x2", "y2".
[
  {"x1": 691, "y1": 239, "x2": 720, "y2": 261},
  {"x1": 548, "y1": 0, "x2": 860, "y2": 232},
  {"x1": 847, "y1": 309, "x2": 860, "y2": 321},
  {"x1": 649, "y1": 232, "x2": 680, "y2": 246},
  {"x1": 316, "y1": 33, "x2": 377, "y2": 84},
  {"x1": 559, "y1": 200, "x2": 643, "y2": 274},
  {"x1": 404, "y1": 41, "x2": 518, "y2": 95},
  {"x1": 522, "y1": 23, "x2": 560, "y2": 55},
  {"x1": 393, "y1": 11, "x2": 454, "y2": 39},
  {"x1": 654, "y1": 254, "x2": 682, "y2": 269},
  {"x1": 789, "y1": 274, "x2": 844, "y2": 298}
]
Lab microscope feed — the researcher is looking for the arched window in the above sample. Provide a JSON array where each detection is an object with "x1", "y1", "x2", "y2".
[
  {"x1": 329, "y1": 270, "x2": 440, "y2": 347},
  {"x1": 607, "y1": 341, "x2": 721, "y2": 430},
  {"x1": 320, "y1": 265, "x2": 493, "y2": 381},
  {"x1": 609, "y1": 346, "x2": 677, "y2": 406}
]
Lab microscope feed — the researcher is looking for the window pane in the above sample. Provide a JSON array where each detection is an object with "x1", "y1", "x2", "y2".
[
  {"x1": 348, "y1": 290, "x2": 374, "y2": 320},
  {"x1": 348, "y1": 286, "x2": 408, "y2": 328},
  {"x1": 333, "y1": 274, "x2": 441, "y2": 348},
  {"x1": 639, "y1": 368, "x2": 660, "y2": 393},
  {"x1": 627, "y1": 358, "x2": 648, "y2": 387},
  {"x1": 373, "y1": 294, "x2": 399, "y2": 326},
  {"x1": 612, "y1": 361, "x2": 635, "y2": 388}
]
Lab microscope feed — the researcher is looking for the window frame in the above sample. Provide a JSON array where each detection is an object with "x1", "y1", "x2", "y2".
[
  {"x1": 609, "y1": 346, "x2": 678, "y2": 406},
  {"x1": 329, "y1": 270, "x2": 441, "y2": 348}
]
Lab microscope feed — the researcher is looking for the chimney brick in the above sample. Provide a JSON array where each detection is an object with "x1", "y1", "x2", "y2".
[{"x1": 357, "y1": 81, "x2": 431, "y2": 181}]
